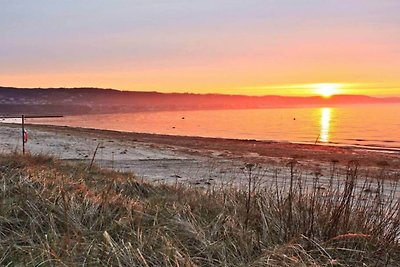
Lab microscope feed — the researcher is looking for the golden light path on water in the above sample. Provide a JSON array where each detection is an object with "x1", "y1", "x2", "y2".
[{"x1": 320, "y1": 107, "x2": 331, "y2": 143}]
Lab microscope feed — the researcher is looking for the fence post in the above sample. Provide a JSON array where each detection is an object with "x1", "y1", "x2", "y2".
[{"x1": 22, "y1": 114, "x2": 25, "y2": 154}]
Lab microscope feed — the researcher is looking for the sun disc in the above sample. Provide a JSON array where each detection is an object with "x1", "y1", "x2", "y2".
[{"x1": 317, "y1": 84, "x2": 340, "y2": 98}]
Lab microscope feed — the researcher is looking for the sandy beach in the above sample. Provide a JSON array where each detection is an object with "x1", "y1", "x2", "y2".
[{"x1": 1, "y1": 122, "x2": 399, "y2": 191}]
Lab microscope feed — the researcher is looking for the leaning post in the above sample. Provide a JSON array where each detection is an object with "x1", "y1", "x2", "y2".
[{"x1": 22, "y1": 114, "x2": 25, "y2": 154}]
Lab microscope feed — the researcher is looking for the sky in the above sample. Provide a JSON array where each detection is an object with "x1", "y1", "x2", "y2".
[{"x1": 1, "y1": 0, "x2": 400, "y2": 96}]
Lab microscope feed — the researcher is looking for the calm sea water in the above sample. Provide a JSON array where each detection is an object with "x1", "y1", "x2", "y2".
[{"x1": 26, "y1": 104, "x2": 400, "y2": 150}]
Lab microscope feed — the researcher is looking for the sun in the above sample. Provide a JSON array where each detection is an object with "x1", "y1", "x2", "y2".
[{"x1": 315, "y1": 83, "x2": 340, "y2": 98}]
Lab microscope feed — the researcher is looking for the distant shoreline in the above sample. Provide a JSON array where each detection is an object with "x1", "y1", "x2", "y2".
[{"x1": 2, "y1": 86, "x2": 400, "y2": 116}]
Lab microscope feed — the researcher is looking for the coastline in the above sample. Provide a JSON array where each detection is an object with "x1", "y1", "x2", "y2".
[
  {"x1": 0, "y1": 124, "x2": 400, "y2": 169},
  {"x1": 1, "y1": 122, "x2": 400, "y2": 203},
  {"x1": 20, "y1": 123, "x2": 400, "y2": 166},
  {"x1": 3, "y1": 122, "x2": 400, "y2": 167}
]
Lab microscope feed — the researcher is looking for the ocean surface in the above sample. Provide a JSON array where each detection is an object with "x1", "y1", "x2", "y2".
[{"x1": 18, "y1": 104, "x2": 400, "y2": 151}]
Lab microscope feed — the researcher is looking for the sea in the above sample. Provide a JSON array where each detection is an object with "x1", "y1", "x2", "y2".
[{"x1": 7, "y1": 104, "x2": 400, "y2": 151}]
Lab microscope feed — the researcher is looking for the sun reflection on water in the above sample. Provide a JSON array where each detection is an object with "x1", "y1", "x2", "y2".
[{"x1": 320, "y1": 108, "x2": 331, "y2": 143}]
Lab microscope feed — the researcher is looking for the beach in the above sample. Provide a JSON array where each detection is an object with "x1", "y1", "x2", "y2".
[{"x1": 1, "y1": 122, "x2": 399, "y2": 190}]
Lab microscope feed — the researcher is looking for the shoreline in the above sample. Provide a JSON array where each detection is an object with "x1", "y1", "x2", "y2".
[
  {"x1": 27, "y1": 120, "x2": 400, "y2": 153},
  {"x1": 1, "y1": 122, "x2": 400, "y2": 198},
  {"x1": 2, "y1": 122, "x2": 400, "y2": 170},
  {"x1": 29, "y1": 123, "x2": 400, "y2": 165},
  {"x1": 3, "y1": 106, "x2": 400, "y2": 153},
  {"x1": 3, "y1": 120, "x2": 400, "y2": 154}
]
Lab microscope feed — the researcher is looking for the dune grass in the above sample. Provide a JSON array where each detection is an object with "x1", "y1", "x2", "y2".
[{"x1": 0, "y1": 153, "x2": 399, "y2": 266}]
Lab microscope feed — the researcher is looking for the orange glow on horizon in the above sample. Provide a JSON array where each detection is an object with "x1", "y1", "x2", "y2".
[
  {"x1": 2, "y1": 2, "x2": 400, "y2": 98},
  {"x1": 0, "y1": 73, "x2": 398, "y2": 97}
]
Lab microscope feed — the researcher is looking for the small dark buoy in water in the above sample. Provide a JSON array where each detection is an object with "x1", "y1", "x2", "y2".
[
  {"x1": 172, "y1": 126, "x2": 176, "y2": 129},
  {"x1": 181, "y1": 117, "x2": 185, "y2": 119},
  {"x1": 293, "y1": 117, "x2": 296, "y2": 120}
]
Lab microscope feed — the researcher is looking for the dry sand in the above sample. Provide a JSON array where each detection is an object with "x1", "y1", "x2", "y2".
[{"x1": 1, "y1": 123, "x2": 399, "y2": 196}]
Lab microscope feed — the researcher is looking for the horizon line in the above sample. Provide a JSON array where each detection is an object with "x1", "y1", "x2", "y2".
[{"x1": 2, "y1": 85, "x2": 400, "y2": 99}]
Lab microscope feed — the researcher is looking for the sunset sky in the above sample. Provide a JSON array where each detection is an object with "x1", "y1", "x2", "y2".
[{"x1": 1, "y1": 1, "x2": 400, "y2": 96}]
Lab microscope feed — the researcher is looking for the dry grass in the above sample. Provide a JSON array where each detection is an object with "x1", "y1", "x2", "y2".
[{"x1": 0, "y1": 153, "x2": 399, "y2": 266}]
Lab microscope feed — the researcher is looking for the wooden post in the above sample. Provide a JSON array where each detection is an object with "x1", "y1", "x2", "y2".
[
  {"x1": 0, "y1": 114, "x2": 63, "y2": 155},
  {"x1": 22, "y1": 114, "x2": 25, "y2": 154}
]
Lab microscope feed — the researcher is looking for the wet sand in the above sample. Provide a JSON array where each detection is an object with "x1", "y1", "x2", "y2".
[{"x1": 1, "y1": 123, "x2": 399, "y2": 190}]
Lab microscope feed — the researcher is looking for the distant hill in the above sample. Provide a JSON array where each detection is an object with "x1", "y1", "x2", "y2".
[{"x1": 1, "y1": 86, "x2": 399, "y2": 116}]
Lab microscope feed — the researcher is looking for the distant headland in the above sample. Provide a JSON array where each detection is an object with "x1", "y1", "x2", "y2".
[{"x1": 1, "y1": 86, "x2": 399, "y2": 116}]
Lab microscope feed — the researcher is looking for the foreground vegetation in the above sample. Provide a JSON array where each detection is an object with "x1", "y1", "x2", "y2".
[{"x1": 0, "y1": 153, "x2": 399, "y2": 266}]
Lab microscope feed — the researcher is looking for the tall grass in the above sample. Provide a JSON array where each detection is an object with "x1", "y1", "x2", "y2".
[{"x1": 0, "y1": 153, "x2": 399, "y2": 266}]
